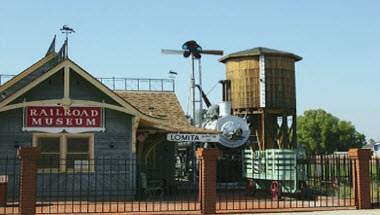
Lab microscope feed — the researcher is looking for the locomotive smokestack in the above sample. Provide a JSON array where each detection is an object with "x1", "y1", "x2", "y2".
[{"x1": 219, "y1": 80, "x2": 231, "y2": 102}]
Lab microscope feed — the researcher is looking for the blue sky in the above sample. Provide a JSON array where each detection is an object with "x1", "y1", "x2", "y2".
[{"x1": 0, "y1": 1, "x2": 379, "y2": 140}]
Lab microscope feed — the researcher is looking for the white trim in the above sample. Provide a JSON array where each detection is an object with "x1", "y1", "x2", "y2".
[
  {"x1": 259, "y1": 55, "x2": 266, "y2": 108},
  {"x1": 23, "y1": 127, "x2": 105, "y2": 133},
  {"x1": 33, "y1": 133, "x2": 95, "y2": 173}
]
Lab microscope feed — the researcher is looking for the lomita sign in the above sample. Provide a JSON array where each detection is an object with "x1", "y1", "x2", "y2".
[{"x1": 167, "y1": 133, "x2": 219, "y2": 142}]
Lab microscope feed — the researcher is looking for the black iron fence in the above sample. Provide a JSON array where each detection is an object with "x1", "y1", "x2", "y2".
[
  {"x1": 2, "y1": 152, "x2": 378, "y2": 214},
  {"x1": 33, "y1": 157, "x2": 198, "y2": 214},
  {"x1": 0, "y1": 156, "x2": 198, "y2": 214},
  {"x1": 216, "y1": 154, "x2": 355, "y2": 211},
  {"x1": 0, "y1": 157, "x2": 20, "y2": 215},
  {"x1": 370, "y1": 158, "x2": 380, "y2": 207}
]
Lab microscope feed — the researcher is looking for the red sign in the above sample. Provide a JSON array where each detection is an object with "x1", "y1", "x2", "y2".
[{"x1": 24, "y1": 106, "x2": 104, "y2": 133}]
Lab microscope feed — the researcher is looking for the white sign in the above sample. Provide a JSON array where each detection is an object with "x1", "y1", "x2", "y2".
[{"x1": 167, "y1": 133, "x2": 219, "y2": 142}]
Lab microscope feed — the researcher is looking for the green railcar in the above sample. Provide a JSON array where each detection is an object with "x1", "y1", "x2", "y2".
[{"x1": 242, "y1": 148, "x2": 307, "y2": 194}]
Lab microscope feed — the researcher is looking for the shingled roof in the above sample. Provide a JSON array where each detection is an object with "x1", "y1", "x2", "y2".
[
  {"x1": 219, "y1": 47, "x2": 302, "y2": 63},
  {"x1": 117, "y1": 91, "x2": 214, "y2": 133}
]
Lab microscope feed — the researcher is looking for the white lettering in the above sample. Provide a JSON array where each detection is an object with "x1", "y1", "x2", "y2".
[
  {"x1": 31, "y1": 118, "x2": 42, "y2": 126},
  {"x1": 75, "y1": 118, "x2": 83, "y2": 125},
  {"x1": 72, "y1": 110, "x2": 80, "y2": 117},
  {"x1": 56, "y1": 118, "x2": 63, "y2": 125},
  {"x1": 167, "y1": 133, "x2": 219, "y2": 142},
  {"x1": 86, "y1": 118, "x2": 96, "y2": 126},
  {"x1": 64, "y1": 109, "x2": 71, "y2": 116},
  {"x1": 40, "y1": 109, "x2": 48, "y2": 117},
  {"x1": 81, "y1": 110, "x2": 89, "y2": 117},
  {"x1": 66, "y1": 118, "x2": 73, "y2": 125},
  {"x1": 30, "y1": 109, "x2": 38, "y2": 117},
  {"x1": 45, "y1": 118, "x2": 53, "y2": 125},
  {"x1": 90, "y1": 110, "x2": 99, "y2": 117},
  {"x1": 26, "y1": 106, "x2": 102, "y2": 129}
]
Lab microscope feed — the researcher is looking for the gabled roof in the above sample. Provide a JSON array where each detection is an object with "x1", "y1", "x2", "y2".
[
  {"x1": 0, "y1": 56, "x2": 161, "y2": 121},
  {"x1": 117, "y1": 91, "x2": 214, "y2": 133},
  {"x1": 0, "y1": 53, "x2": 58, "y2": 101},
  {"x1": 0, "y1": 51, "x2": 212, "y2": 133},
  {"x1": 219, "y1": 47, "x2": 302, "y2": 63}
]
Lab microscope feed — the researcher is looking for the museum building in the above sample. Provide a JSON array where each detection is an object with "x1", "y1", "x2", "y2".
[{"x1": 0, "y1": 38, "x2": 206, "y2": 198}]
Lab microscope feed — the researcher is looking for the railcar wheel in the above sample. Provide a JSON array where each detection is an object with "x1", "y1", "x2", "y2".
[
  {"x1": 271, "y1": 181, "x2": 281, "y2": 200},
  {"x1": 298, "y1": 181, "x2": 308, "y2": 199},
  {"x1": 246, "y1": 179, "x2": 256, "y2": 196}
]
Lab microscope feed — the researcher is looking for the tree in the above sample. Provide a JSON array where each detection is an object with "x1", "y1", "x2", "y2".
[{"x1": 297, "y1": 109, "x2": 366, "y2": 154}]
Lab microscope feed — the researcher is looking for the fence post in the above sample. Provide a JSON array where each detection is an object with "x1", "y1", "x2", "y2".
[
  {"x1": 17, "y1": 147, "x2": 40, "y2": 215},
  {"x1": 197, "y1": 147, "x2": 218, "y2": 215},
  {"x1": 348, "y1": 148, "x2": 372, "y2": 209}
]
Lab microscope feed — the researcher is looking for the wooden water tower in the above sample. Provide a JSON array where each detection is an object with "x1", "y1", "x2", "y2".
[{"x1": 219, "y1": 47, "x2": 302, "y2": 150}]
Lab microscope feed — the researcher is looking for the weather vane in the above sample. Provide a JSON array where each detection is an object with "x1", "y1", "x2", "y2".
[{"x1": 60, "y1": 25, "x2": 75, "y2": 40}]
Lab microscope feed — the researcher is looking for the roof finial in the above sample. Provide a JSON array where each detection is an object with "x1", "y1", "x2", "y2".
[
  {"x1": 57, "y1": 39, "x2": 68, "y2": 61},
  {"x1": 59, "y1": 25, "x2": 75, "y2": 58},
  {"x1": 45, "y1": 35, "x2": 56, "y2": 56}
]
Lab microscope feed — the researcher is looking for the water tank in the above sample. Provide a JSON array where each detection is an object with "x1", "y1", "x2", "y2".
[{"x1": 219, "y1": 47, "x2": 302, "y2": 112}]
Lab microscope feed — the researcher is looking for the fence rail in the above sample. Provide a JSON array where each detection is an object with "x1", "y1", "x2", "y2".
[{"x1": 97, "y1": 77, "x2": 175, "y2": 92}]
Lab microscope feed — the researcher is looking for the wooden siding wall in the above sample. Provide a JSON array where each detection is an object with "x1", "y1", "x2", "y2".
[
  {"x1": 265, "y1": 56, "x2": 296, "y2": 109},
  {"x1": 226, "y1": 57, "x2": 260, "y2": 110},
  {"x1": 69, "y1": 70, "x2": 120, "y2": 106},
  {"x1": 0, "y1": 71, "x2": 133, "y2": 158},
  {"x1": 10, "y1": 70, "x2": 64, "y2": 104}
]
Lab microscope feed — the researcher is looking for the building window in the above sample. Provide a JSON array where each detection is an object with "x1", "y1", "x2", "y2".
[
  {"x1": 38, "y1": 137, "x2": 60, "y2": 169},
  {"x1": 33, "y1": 133, "x2": 94, "y2": 173}
]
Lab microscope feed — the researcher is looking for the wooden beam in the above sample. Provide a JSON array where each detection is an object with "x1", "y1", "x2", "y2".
[
  {"x1": 131, "y1": 116, "x2": 140, "y2": 154},
  {"x1": 64, "y1": 66, "x2": 70, "y2": 98},
  {"x1": 0, "y1": 100, "x2": 62, "y2": 112}
]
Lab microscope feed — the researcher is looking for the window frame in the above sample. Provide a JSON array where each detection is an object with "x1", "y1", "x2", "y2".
[{"x1": 33, "y1": 133, "x2": 95, "y2": 173}]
